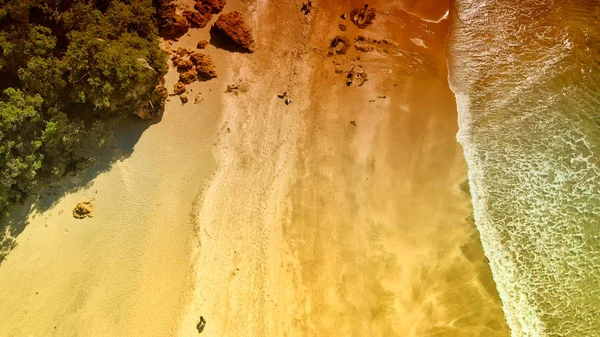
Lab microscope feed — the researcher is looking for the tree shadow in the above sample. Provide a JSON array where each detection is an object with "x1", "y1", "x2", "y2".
[
  {"x1": 209, "y1": 26, "x2": 252, "y2": 54},
  {"x1": 0, "y1": 113, "x2": 159, "y2": 266}
]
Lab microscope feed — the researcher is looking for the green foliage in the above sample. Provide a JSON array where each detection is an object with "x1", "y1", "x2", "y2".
[{"x1": 0, "y1": 0, "x2": 167, "y2": 213}]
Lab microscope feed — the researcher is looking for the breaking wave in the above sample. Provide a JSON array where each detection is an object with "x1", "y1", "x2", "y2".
[{"x1": 447, "y1": 1, "x2": 600, "y2": 336}]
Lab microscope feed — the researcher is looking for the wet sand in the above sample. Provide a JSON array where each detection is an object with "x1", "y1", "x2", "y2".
[
  {"x1": 0, "y1": 0, "x2": 508, "y2": 336},
  {"x1": 179, "y1": 0, "x2": 508, "y2": 336}
]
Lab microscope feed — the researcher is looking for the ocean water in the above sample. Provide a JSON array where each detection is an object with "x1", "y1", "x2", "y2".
[{"x1": 447, "y1": 1, "x2": 600, "y2": 336}]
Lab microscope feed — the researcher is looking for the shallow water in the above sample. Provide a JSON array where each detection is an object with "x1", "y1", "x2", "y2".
[{"x1": 448, "y1": 1, "x2": 600, "y2": 335}]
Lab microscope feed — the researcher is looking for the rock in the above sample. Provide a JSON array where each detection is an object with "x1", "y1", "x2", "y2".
[
  {"x1": 175, "y1": 59, "x2": 194, "y2": 72},
  {"x1": 195, "y1": 0, "x2": 226, "y2": 15},
  {"x1": 179, "y1": 69, "x2": 198, "y2": 84},
  {"x1": 184, "y1": 10, "x2": 212, "y2": 28},
  {"x1": 341, "y1": 14, "x2": 347, "y2": 19},
  {"x1": 212, "y1": 12, "x2": 255, "y2": 52},
  {"x1": 160, "y1": 13, "x2": 190, "y2": 39},
  {"x1": 180, "y1": 95, "x2": 189, "y2": 104},
  {"x1": 156, "y1": 0, "x2": 188, "y2": 39},
  {"x1": 175, "y1": 47, "x2": 192, "y2": 57},
  {"x1": 285, "y1": 98, "x2": 292, "y2": 105},
  {"x1": 350, "y1": 121, "x2": 357, "y2": 127},
  {"x1": 73, "y1": 201, "x2": 93, "y2": 219},
  {"x1": 277, "y1": 92, "x2": 287, "y2": 99},
  {"x1": 329, "y1": 36, "x2": 350, "y2": 55},
  {"x1": 190, "y1": 53, "x2": 217, "y2": 78},
  {"x1": 350, "y1": 5, "x2": 376, "y2": 29},
  {"x1": 197, "y1": 40, "x2": 209, "y2": 49},
  {"x1": 135, "y1": 83, "x2": 168, "y2": 119},
  {"x1": 174, "y1": 81, "x2": 186, "y2": 95},
  {"x1": 339, "y1": 24, "x2": 347, "y2": 31}
]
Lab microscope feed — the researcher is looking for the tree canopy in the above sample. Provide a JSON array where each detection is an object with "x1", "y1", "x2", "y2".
[{"x1": 0, "y1": 0, "x2": 167, "y2": 213}]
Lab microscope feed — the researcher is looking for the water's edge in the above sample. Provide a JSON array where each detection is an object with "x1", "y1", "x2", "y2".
[{"x1": 447, "y1": 1, "x2": 600, "y2": 336}]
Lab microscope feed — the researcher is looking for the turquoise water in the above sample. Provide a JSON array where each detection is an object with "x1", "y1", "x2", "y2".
[{"x1": 447, "y1": 1, "x2": 600, "y2": 336}]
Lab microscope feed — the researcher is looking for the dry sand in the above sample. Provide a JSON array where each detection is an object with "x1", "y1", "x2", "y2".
[{"x1": 0, "y1": 0, "x2": 508, "y2": 336}]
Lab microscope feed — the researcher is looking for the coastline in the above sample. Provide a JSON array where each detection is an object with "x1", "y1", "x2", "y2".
[{"x1": 0, "y1": 0, "x2": 509, "y2": 336}]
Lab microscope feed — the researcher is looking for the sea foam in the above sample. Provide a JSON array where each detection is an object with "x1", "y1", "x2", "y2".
[{"x1": 447, "y1": 1, "x2": 600, "y2": 335}]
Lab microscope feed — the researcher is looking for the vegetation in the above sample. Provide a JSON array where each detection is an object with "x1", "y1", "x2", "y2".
[{"x1": 0, "y1": 0, "x2": 167, "y2": 213}]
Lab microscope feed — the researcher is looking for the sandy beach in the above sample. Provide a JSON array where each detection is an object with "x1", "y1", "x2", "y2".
[{"x1": 0, "y1": 0, "x2": 508, "y2": 336}]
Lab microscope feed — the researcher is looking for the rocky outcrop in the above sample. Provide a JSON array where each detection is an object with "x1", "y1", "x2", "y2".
[
  {"x1": 184, "y1": 10, "x2": 211, "y2": 28},
  {"x1": 212, "y1": 12, "x2": 254, "y2": 52},
  {"x1": 156, "y1": 0, "x2": 190, "y2": 39},
  {"x1": 195, "y1": 0, "x2": 226, "y2": 15},
  {"x1": 174, "y1": 82, "x2": 186, "y2": 95},
  {"x1": 175, "y1": 59, "x2": 194, "y2": 72},
  {"x1": 190, "y1": 53, "x2": 217, "y2": 78},
  {"x1": 179, "y1": 69, "x2": 198, "y2": 84},
  {"x1": 197, "y1": 40, "x2": 209, "y2": 49},
  {"x1": 135, "y1": 83, "x2": 168, "y2": 119},
  {"x1": 73, "y1": 201, "x2": 94, "y2": 219}
]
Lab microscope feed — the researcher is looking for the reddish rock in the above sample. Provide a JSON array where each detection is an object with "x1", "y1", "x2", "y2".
[
  {"x1": 156, "y1": 0, "x2": 190, "y2": 39},
  {"x1": 190, "y1": 53, "x2": 217, "y2": 78},
  {"x1": 175, "y1": 59, "x2": 194, "y2": 72},
  {"x1": 212, "y1": 12, "x2": 254, "y2": 52},
  {"x1": 180, "y1": 95, "x2": 189, "y2": 104},
  {"x1": 174, "y1": 82, "x2": 186, "y2": 95},
  {"x1": 197, "y1": 40, "x2": 209, "y2": 49},
  {"x1": 195, "y1": 0, "x2": 226, "y2": 15},
  {"x1": 184, "y1": 10, "x2": 212, "y2": 28},
  {"x1": 179, "y1": 69, "x2": 198, "y2": 84}
]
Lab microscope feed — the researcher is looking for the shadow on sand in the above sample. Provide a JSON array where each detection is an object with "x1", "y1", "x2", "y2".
[{"x1": 0, "y1": 114, "x2": 160, "y2": 265}]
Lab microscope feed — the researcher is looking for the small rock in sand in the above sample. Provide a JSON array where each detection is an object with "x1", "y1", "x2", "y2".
[
  {"x1": 180, "y1": 95, "x2": 189, "y2": 104},
  {"x1": 339, "y1": 24, "x2": 347, "y2": 31},
  {"x1": 73, "y1": 201, "x2": 93, "y2": 219},
  {"x1": 174, "y1": 81, "x2": 186, "y2": 95},
  {"x1": 350, "y1": 121, "x2": 357, "y2": 127},
  {"x1": 197, "y1": 40, "x2": 209, "y2": 49}
]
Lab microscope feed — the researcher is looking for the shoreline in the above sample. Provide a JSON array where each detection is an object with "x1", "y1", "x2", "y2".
[{"x1": 0, "y1": 1, "x2": 509, "y2": 336}]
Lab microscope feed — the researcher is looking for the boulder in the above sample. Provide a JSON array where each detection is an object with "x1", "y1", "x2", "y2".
[
  {"x1": 175, "y1": 59, "x2": 194, "y2": 72},
  {"x1": 212, "y1": 12, "x2": 254, "y2": 52},
  {"x1": 73, "y1": 201, "x2": 94, "y2": 219},
  {"x1": 157, "y1": 0, "x2": 190, "y2": 40},
  {"x1": 197, "y1": 40, "x2": 209, "y2": 49},
  {"x1": 184, "y1": 10, "x2": 212, "y2": 28},
  {"x1": 179, "y1": 69, "x2": 198, "y2": 84},
  {"x1": 135, "y1": 83, "x2": 168, "y2": 119},
  {"x1": 190, "y1": 53, "x2": 217, "y2": 78},
  {"x1": 195, "y1": 0, "x2": 226, "y2": 15},
  {"x1": 174, "y1": 82, "x2": 186, "y2": 95}
]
